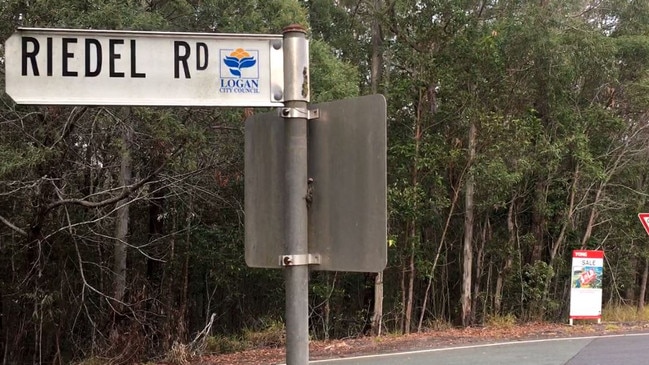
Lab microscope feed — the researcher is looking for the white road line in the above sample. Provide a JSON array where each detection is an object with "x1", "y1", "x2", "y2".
[{"x1": 279, "y1": 331, "x2": 649, "y2": 364}]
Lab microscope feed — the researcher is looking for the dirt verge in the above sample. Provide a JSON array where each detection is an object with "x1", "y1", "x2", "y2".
[{"x1": 187, "y1": 322, "x2": 649, "y2": 365}]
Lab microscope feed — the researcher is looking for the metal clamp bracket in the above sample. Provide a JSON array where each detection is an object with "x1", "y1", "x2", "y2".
[
  {"x1": 279, "y1": 107, "x2": 319, "y2": 120},
  {"x1": 280, "y1": 253, "x2": 321, "y2": 266}
]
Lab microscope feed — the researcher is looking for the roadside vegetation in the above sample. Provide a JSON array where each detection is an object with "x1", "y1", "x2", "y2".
[{"x1": 3, "y1": 1, "x2": 649, "y2": 364}]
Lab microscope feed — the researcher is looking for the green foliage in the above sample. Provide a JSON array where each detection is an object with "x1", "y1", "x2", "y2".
[
  {"x1": 0, "y1": 143, "x2": 51, "y2": 177},
  {"x1": 522, "y1": 262, "x2": 554, "y2": 301},
  {"x1": 310, "y1": 39, "x2": 360, "y2": 102},
  {"x1": 6, "y1": 0, "x2": 170, "y2": 29},
  {"x1": 522, "y1": 261, "x2": 556, "y2": 321},
  {"x1": 192, "y1": 0, "x2": 308, "y2": 33}
]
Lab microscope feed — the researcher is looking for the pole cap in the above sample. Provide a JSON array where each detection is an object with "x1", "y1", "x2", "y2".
[{"x1": 282, "y1": 24, "x2": 307, "y2": 34}]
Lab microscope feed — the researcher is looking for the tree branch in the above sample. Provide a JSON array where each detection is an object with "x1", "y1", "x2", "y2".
[
  {"x1": 45, "y1": 145, "x2": 184, "y2": 213},
  {"x1": 0, "y1": 214, "x2": 28, "y2": 237}
]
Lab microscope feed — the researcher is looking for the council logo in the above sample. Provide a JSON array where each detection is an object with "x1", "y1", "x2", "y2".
[{"x1": 219, "y1": 48, "x2": 260, "y2": 94}]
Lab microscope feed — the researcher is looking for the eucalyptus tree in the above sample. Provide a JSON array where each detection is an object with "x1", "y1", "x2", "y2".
[
  {"x1": 377, "y1": 0, "x2": 649, "y2": 329},
  {"x1": 584, "y1": 0, "x2": 649, "y2": 309}
]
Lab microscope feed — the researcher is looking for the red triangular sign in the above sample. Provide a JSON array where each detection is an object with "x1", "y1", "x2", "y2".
[{"x1": 639, "y1": 213, "x2": 649, "y2": 236}]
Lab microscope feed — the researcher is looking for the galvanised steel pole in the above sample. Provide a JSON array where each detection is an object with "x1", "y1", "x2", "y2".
[{"x1": 282, "y1": 24, "x2": 310, "y2": 365}]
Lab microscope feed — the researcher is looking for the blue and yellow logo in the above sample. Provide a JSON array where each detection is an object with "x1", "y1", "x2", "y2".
[
  {"x1": 223, "y1": 48, "x2": 257, "y2": 78},
  {"x1": 219, "y1": 48, "x2": 260, "y2": 94}
]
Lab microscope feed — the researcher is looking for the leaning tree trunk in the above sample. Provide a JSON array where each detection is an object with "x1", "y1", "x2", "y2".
[{"x1": 417, "y1": 178, "x2": 462, "y2": 332}]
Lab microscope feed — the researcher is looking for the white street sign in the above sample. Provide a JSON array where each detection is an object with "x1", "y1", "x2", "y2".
[{"x1": 4, "y1": 28, "x2": 284, "y2": 106}]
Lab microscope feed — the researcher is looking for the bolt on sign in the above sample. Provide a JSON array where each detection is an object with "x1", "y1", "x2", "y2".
[{"x1": 4, "y1": 28, "x2": 284, "y2": 106}]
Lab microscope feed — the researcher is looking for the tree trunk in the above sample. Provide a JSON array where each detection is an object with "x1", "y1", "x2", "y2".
[
  {"x1": 530, "y1": 180, "x2": 546, "y2": 263},
  {"x1": 495, "y1": 198, "x2": 515, "y2": 314},
  {"x1": 550, "y1": 165, "x2": 578, "y2": 263},
  {"x1": 637, "y1": 174, "x2": 649, "y2": 311},
  {"x1": 370, "y1": 0, "x2": 384, "y2": 336},
  {"x1": 626, "y1": 254, "x2": 638, "y2": 304},
  {"x1": 580, "y1": 183, "x2": 604, "y2": 249},
  {"x1": 113, "y1": 119, "x2": 132, "y2": 306},
  {"x1": 471, "y1": 216, "x2": 488, "y2": 323},
  {"x1": 404, "y1": 223, "x2": 416, "y2": 334},
  {"x1": 324, "y1": 291, "x2": 331, "y2": 340},
  {"x1": 404, "y1": 84, "x2": 424, "y2": 334},
  {"x1": 461, "y1": 121, "x2": 477, "y2": 327},
  {"x1": 371, "y1": 272, "x2": 383, "y2": 336},
  {"x1": 400, "y1": 258, "x2": 406, "y2": 332},
  {"x1": 417, "y1": 178, "x2": 462, "y2": 332},
  {"x1": 179, "y1": 201, "x2": 193, "y2": 341},
  {"x1": 639, "y1": 258, "x2": 648, "y2": 312},
  {"x1": 370, "y1": 0, "x2": 384, "y2": 95}
]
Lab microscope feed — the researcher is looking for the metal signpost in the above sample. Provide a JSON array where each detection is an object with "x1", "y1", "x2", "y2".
[
  {"x1": 280, "y1": 26, "x2": 310, "y2": 365},
  {"x1": 5, "y1": 25, "x2": 387, "y2": 365}
]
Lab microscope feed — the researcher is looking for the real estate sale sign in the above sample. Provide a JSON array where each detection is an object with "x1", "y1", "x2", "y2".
[{"x1": 569, "y1": 250, "x2": 604, "y2": 324}]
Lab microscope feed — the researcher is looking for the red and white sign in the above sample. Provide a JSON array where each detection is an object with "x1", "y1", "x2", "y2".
[
  {"x1": 569, "y1": 250, "x2": 604, "y2": 324},
  {"x1": 638, "y1": 213, "x2": 649, "y2": 236}
]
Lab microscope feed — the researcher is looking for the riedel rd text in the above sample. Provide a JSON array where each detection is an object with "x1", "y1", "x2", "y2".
[{"x1": 20, "y1": 36, "x2": 211, "y2": 79}]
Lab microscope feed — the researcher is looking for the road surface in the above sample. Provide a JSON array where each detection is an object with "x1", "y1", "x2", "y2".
[{"x1": 307, "y1": 332, "x2": 649, "y2": 365}]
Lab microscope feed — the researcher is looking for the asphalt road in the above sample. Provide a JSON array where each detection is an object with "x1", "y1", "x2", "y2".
[{"x1": 308, "y1": 333, "x2": 649, "y2": 365}]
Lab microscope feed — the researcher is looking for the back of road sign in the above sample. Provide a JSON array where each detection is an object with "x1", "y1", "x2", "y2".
[{"x1": 244, "y1": 94, "x2": 387, "y2": 272}]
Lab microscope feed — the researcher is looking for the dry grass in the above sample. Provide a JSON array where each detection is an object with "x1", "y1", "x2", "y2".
[
  {"x1": 203, "y1": 320, "x2": 286, "y2": 356},
  {"x1": 204, "y1": 335, "x2": 248, "y2": 355},
  {"x1": 165, "y1": 341, "x2": 190, "y2": 365},
  {"x1": 421, "y1": 318, "x2": 454, "y2": 332},
  {"x1": 485, "y1": 314, "x2": 518, "y2": 329},
  {"x1": 602, "y1": 304, "x2": 649, "y2": 322},
  {"x1": 242, "y1": 320, "x2": 286, "y2": 348},
  {"x1": 74, "y1": 357, "x2": 106, "y2": 365}
]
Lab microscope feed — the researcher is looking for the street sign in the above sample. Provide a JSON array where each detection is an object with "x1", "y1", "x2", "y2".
[
  {"x1": 4, "y1": 28, "x2": 284, "y2": 106},
  {"x1": 639, "y1": 213, "x2": 649, "y2": 236},
  {"x1": 245, "y1": 94, "x2": 387, "y2": 272}
]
